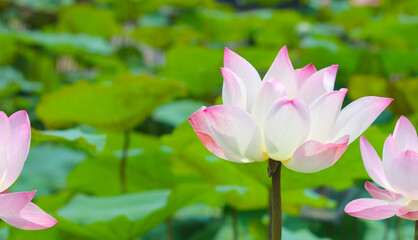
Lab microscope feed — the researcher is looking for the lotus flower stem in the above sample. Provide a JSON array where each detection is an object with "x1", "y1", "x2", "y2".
[
  {"x1": 231, "y1": 207, "x2": 239, "y2": 240},
  {"x1": 166, "y1": 218, "x2": 174, "y2": 240},
  {"x1": 383, "y1": 219, "x2": 390, "y2": 240},
  {"x1": 268, "y1": 158, "x2": 282, "y2": 240},
  {"x1": 415, "y1": 221, "x2": 418, "y2": 240},
  {"x1": 396, "y1": 218, "x2": 402, "y2": 240},
  {"x1": 268, "y1": 191, "x2": 272, "y2": 240},
  {"x1": 120, "y1": 130, "x2": 131, "y2": 193}
]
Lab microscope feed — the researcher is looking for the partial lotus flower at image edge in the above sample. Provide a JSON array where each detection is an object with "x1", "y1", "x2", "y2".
[
  {"x1": 345, "y1": 116, "x2": 418, "y2": 220},
  {"x1": 0, "y1": 111, "x2": 57, "y2": 230}
]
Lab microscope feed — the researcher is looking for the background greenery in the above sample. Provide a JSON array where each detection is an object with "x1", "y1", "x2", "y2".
[{"x1": 0, "y1": 0, "x2": 416, "y2": 239}]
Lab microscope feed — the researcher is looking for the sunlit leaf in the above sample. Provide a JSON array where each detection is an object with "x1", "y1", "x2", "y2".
[
  {"x1": 57, "y1": 4, "x2": 121, "y2": 37},
  {"x1": 31, "y1": 128, "x2": 107, "y2": 153},
  {"x1": 347, "y1": 75, "x2": 388, "y2": 100},
  {"x1": 350, "y1": 16, "x2": 417, "y2": 49},
  {"x1": 36, "y1": 74, "x2": 184, "y2": 130},
  {"x1": 0, "y1": 34, "x2": 17, "y2": 65},
  {"x1": 59, "y1": 190, "x2": 171, "y2": 225},
  {"x1": 160, "y1": 46, "x2": 222, "y2": 97},
  {"x1": 253, "y1": 10, "x2": 304, "y2": 48},
  {"x1": 57, "y1": 184, "x2": 235, "y2": 239},
  {"x1": 131, "y1": 26, "x2": 198, "y2": 49},
  {"x1": 8, "y1": 30, "x2": 115, "y2": 55},
  {"x1": 6, "y1": 0, "x2": 74, "y2": 11}
]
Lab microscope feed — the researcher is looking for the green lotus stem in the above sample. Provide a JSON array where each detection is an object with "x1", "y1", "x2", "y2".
[
  {"x1": 231, "y1": 207, "x2": 239, "y2": 240},
  {"x1": 120, "y1": 130, "x2": 131, "y2": 193},
  {"x1": 396, "y1": 218, "x2": 402, "y2": 240},
  {"x1": 383, "y1": 219, "x2": 390, "y2": 240},
  {"x1": 415, "y1": 221, "x2": 418, "y2": 240},
  {"x1": 268, "y1": 159, "x2": 282, "y2": 240},
  {"x1": 166, "y1": 218, "x2": 174, "y2": 240},
  {"x1": 268, "y1": 191, "x2": 272, "y2": 240}
]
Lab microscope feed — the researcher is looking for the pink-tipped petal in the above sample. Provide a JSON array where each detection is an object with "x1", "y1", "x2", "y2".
[
  {"x1": 251, "y1": 78, "x2": 286, "y2": 125},
  {"x1": 264, "y1": 98, "x2": 310, "y2": 161},
  {"x1": 263, "y1": 46, "x2": 298, "y2": 99},
  {"x1": 0, "y1": 113, "x2": 11, "y2": 192},
  {"x1": 329, "y1": 97, "x2": 393, "y2": 143},
  {"x1": 193, "y1": 130, "x2": 230, "y2": 160},
  {"x1": 1, "y1": 202, "x2": 57, "y2": 230},
  {"x1": 0, "y1": 133, "x2": 7, "y2": 192},
  {"x1": 307, "y1": 89, "x2": 347, "y2": 142},
  {"x1": 397, "y1": 206, "x2": 418, "y2": 220},
  {"x1": 0, "y1": 112, "x2": 10, "y2": 140},
  {"x1": 189, "y1": 106, "x2": 266, "y2": 163},
  {"x1": 284, "y1": 135, "x2": 349, "y2": 173},
  {"x1": 382, "y1": 134, "x2": 398, "y2": 170},
  {"x1": 190, "y1": 108, "x2": 244, "y2": 162},
  {"x1": 364, "y1": 181, "x2": 401, "y2": 201},
  {"x1": 298, "y1": 65, "x2": 338, "y2": 105},
  {"x1": 221, "y1": 67, "x2": 247, "y2": 110},
  {"x1": 384, "y1": 150, "x2": 418, "y2": 199},
  {"x1": 9, "y1": 110, "x2": 30, "y2": 133},
  {"x1": 0, "y1": 123, "x2": 31, "y2": 191},
  {"x1": 295, "y1": 63, "x2": 317, "y2": 85},
  {"x1": 224, "y1": 48, "x2": 261, "y2": 110},
  {"x1": 0, "y1": 191, "x2": 36, "y2": 217},
  {"x1": 345, "y1": 198, "x2": 400, "y2": 220},
  {"x1": 360, "y1": 136, "x2": 393, "y2": 192},
  {"x1": 190, "y1": 107, "x2": 242, "y2": 162},
  {"x1": 393, "y1": 116, "x2": 418, "y2": 152}
]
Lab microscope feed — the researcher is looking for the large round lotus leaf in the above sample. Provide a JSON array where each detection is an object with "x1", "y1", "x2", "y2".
[{"x1": 36, "y1": 74, "x2": 185, "y2": 130}]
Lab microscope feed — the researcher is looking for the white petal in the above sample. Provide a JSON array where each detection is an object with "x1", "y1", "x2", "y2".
[
  {"x1": 360, "y1": 136, "x2": 394, "y2": 192},
  {"x1": 0, "y1": 112, "x2": 10, "y2": 140},
  {"x1": 263, "y1": 46, "x2": 298, "y2": 99},
  {"x1": 284, "y1": 135, "x2": 349, "y2": 173},
  {"x1": 382, "y1": 134, "x2": 398, "y2": 167},
  {"x1": 221, "y1": 67, "x2": 247, "y2": 109},
  {"x1": 298, "y1": 65, "x2": 338, "y2": 105},
  {"x1": 0, "y1": 111, "x2": 31, "y2": 191},
  {"x1": 251, "y1": 78, "x2": 286, "y2": 125},
  {"x1": 264, "y1": 98, "x2": 310, "y2": 161},
  {"x1": 384, "y1": 150, "x2": 418, "y2": 199},
  {"x1": 393, "y1": 116, "x2": 418, "y2": 152},
  {"x1": 224, "y1": 48, "x2": 261, "y2": 110},
  {"x1": 307, "y1": 89, "x2": 347, "y2": 142},
  {"x1": 329, "y1": 97, "x2": 393, "y2": 143}
]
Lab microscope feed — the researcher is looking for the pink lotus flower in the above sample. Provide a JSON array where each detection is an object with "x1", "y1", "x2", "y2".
[
  {"x1": 345, "y1": 116, "x2": 418, "y2": 220},
  {"x1": 0, "y1": 111, "x2": 57, "y2": 229},
  {"x1": 189, "y1": 46, "x2": 392, "y2": 173}
]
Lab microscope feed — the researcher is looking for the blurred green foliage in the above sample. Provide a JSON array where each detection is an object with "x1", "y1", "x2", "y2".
[{"x1": 0, "y1": 0, "x2": 416, "y2": 239}]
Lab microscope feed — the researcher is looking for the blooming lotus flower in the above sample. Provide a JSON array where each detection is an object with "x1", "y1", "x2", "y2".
[
  {"x1": 345, "y1": 116, "x2": 418, "y2": 220},
  {"x1": 189, "y1": 46, "x2": 392, "y2": 173},
  {"x1": 0, "y1": 111, "x2": 57, "y2": 229}
]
